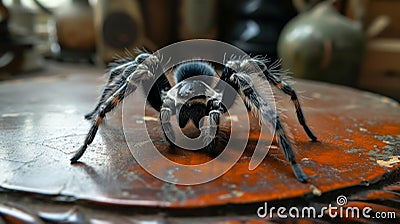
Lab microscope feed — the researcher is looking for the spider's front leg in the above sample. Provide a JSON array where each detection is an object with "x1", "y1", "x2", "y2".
[
  {"x1": 262, "y1": 67, "x2": 317, "y2": 142},
  {"x1": 222, "y1": 58, "x2": 317, "y2": 142},
  {"x1": 160, "y1": 97, "x2": 176, "y2": 145},
  {"x1": 201, "y1": 99, "x2": 224, "y2": 154},
  {"x1": 85, "y1": 53, "x2": 156, "y2": 120},
  {"x1": 230, "y1": 72, "x2": 308, "y2": 183},
  {"x1": 71, "y1": 59, "x2": 157, "y2": 163}
]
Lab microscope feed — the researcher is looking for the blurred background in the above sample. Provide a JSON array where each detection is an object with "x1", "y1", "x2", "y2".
[{"x1": 0, "y1": 0, "x2": 399, "y2": 100}]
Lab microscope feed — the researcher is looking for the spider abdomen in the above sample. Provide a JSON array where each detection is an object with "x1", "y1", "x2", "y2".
[{"x1": 174, "y1": 61, "x2": 215, "y2": 83}]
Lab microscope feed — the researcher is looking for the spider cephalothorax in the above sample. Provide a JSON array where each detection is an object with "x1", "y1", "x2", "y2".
[{"x1": 71, "y1": 52, "x2": 317, "y2": 183}]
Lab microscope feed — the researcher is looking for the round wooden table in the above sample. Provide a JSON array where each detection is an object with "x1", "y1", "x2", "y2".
[{"x1": 0, "y1": 62, "x2": 399, "y2": 223}]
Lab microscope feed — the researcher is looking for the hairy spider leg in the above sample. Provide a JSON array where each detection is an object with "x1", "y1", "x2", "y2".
[
  {"x1": 214, "y1": 66, "x2": 238, "y2": 112},
  {"x1": 160, "y1": 97, "x2": 176, "y2": 146},
  {"x1": 231, "y1": 72, "x2": 307, "y2": 183},
  {"x1": 142, "y1": 66, "x2": 171, "y2": 112},
  {"x1": 202, "y1": 99, "x2": 224, "y2": 153},
  {"x1": 71, "y1": 64, "x2": 154, "y2": 163},
  {"x1": 263, "y1": 69, "x2": 317, "y2": 142},
  {"x1": 85, "y1": 52, "x2": 169, "y2": 119},
  {"x1": 85, "y1": 61, "x2": 138, "y2": 120}
]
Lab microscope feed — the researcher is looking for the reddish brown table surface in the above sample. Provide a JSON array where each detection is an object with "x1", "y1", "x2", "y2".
[{"x1": 0, "y1": 62, "x2": 399, "y2": 223}]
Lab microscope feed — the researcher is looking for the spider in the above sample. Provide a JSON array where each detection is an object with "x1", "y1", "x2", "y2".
[{"x1": 70, "y1": 52, "x2": 317, "y2": 183}]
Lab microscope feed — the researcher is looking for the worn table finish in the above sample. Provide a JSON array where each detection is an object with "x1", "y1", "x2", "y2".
[{"x1": 0, "y1": 62, "x2": 399, "y2": 223}]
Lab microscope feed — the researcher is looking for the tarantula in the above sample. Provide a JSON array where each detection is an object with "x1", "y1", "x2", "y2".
[{"x1": 70, "y1": 52, "x2": 317, "y2": 183}]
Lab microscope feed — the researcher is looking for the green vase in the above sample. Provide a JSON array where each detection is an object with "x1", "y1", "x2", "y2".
[{"x1": 278, "y1": 1, "x2": 365, "y2": 86}]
